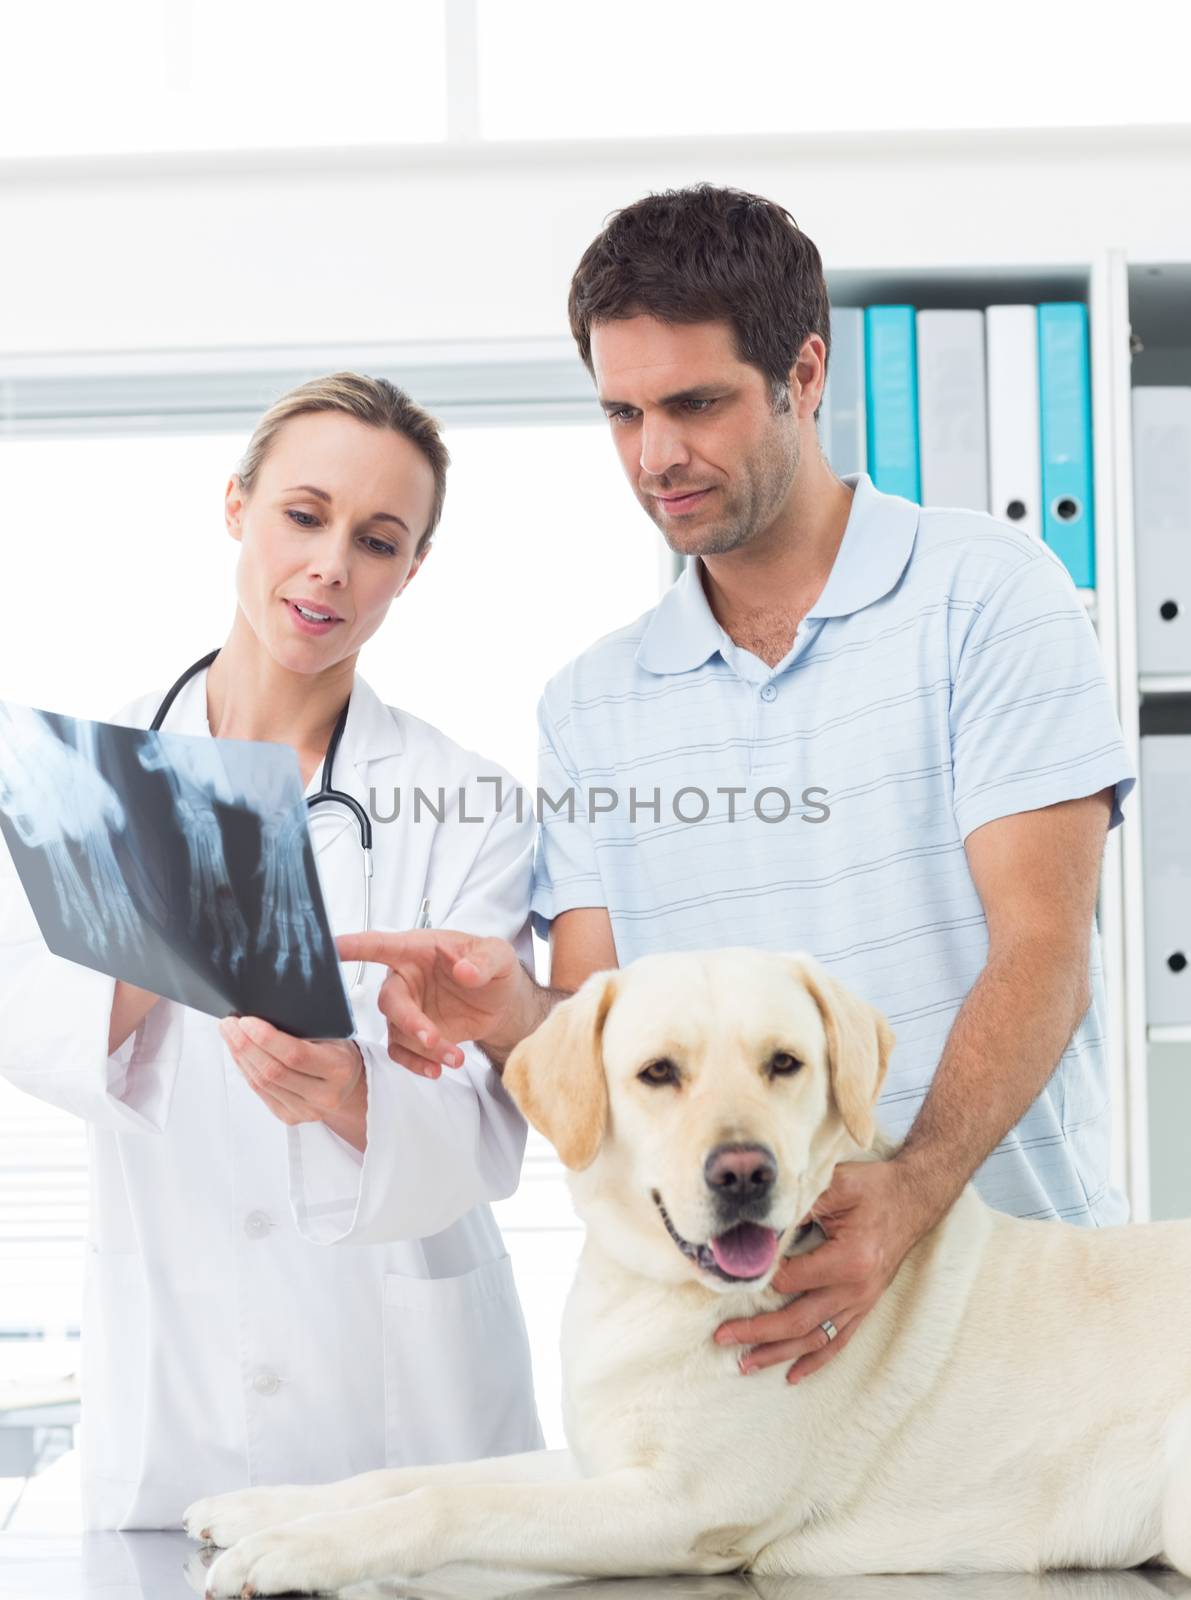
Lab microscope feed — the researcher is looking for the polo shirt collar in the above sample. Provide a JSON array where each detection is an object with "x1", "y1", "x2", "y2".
[
  {"x1": 806, "y1": 472, "x2": 919, "y2": 621},
  {"x1": 635, "y1": 560, "x2": 724, "y2": 676},
  {"x1": 635, "y1": 472, "x2": 919, "y2": 676}
]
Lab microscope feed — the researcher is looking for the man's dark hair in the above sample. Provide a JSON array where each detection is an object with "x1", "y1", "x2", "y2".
[{"x1": 568, "y1": 183, "x2": 830, "y2": 414}]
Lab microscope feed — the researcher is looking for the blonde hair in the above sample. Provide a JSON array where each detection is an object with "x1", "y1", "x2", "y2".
[{"x1": 236, "y1": 372, "x2": 450, "y2": 552}]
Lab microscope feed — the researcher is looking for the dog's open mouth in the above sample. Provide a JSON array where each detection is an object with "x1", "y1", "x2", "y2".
[{"x1": 651, "y1": 1191, "x2": 780, "y2": 1282}]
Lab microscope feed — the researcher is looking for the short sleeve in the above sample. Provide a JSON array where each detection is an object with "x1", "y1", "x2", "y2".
[
  {"x1": 530, "y1": 685, "x2": 606, "y2": 941},
  {"x1": 949, "y1": 549, "x2": 1136, "y2": 843}
]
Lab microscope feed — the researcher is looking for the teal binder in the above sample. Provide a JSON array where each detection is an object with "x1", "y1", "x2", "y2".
[
  {"x1": 865, "y1": 306, "x2": 920, "y2": 502},
  {"x1": 1037, "y1": 302, "x2": 1095, "y2": 588}
]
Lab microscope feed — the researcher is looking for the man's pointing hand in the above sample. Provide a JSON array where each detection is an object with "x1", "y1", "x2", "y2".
[{"x1": 335, "y1": 930, "x2": 527, "y2": 1078}]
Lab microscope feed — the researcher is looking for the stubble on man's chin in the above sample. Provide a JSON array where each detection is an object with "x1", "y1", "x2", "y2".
[
  {"x1": 650, "y1": 469, "x2": 796, "y2": 559},
  {"x1": 672, "y1": 515, "x2": 754, "y2": 559},
  {"x1": 639, "y1": 479, "x2": 759, "y2": 558},
  {"x1": 644, "y1": 415, "x2": 802, "y2": 560}
]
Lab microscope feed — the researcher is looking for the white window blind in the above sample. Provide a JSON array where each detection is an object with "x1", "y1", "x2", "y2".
[{"x1": 0, "y1": 1080, "x2": 86, "y2": 1344}]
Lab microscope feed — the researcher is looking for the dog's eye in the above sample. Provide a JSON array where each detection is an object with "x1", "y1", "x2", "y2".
[
  {"x1": 767, "y1": 1051, "x2": 803, "y2": 1077},
  {"x1": 638, "y1": 1058, "x2": 679, "y2": 1087}
]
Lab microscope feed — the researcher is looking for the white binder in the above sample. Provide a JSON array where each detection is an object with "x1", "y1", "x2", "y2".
[
  {"x1": 1132, "y1": 386, "x2": 1191, "y2": 674},
  {"x1": 986, "y1": 304, "x2": 1042, "y2": 538},
  {"x1": 821, "y1": 307, "x2": 866, "y2": 478},
  {"x1": 917, "y1": 309, "x2": 989, "y2": 512},
  {"x1": 1140, "y1": 734, "x2": 1191, "y2": 1027}
]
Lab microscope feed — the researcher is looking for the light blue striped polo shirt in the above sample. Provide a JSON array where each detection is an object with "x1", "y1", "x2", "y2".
[{"x1": 531, "y1": 471, "x2": 1136, "y2": 1225}]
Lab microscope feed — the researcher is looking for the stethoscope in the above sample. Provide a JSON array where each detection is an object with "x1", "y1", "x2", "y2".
[{"x1": 150, "y1": 649, "x2": 428, "y2": 995}]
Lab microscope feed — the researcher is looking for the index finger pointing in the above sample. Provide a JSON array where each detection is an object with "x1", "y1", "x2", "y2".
[{"x1": 336, "y1": 930, "x2": 444, "y2": 967}]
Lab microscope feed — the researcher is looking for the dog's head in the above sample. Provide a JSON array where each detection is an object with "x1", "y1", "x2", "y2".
[{"x1": 504, "y1": 948, "x2": 894, "y2": 1294}]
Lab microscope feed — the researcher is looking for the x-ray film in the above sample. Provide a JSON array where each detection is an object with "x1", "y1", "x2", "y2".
[{"x1": 0, "y1": 701, "x2": 353, "y2": 1039}]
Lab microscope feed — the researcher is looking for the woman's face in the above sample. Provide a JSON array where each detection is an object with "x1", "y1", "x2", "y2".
[{"x1": 224, "y1": 409, "x2": 436, "y2": 675}]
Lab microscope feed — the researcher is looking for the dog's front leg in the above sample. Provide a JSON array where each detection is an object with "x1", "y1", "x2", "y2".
[
  {"x1": 186, "y1": 1447, "x2": 577, "y2": 1548},
  {"x1": 203, "y1": 1469, "x2": 731, "y2": 1595}
]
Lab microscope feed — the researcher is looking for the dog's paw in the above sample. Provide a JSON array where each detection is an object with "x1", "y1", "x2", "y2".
[
  {"x1": 184, "y1": 1485, "x2": 328, "y2": 1547},
  {"x1": 204, "y1": 1521, "x2": 364, "y2": 1598}
]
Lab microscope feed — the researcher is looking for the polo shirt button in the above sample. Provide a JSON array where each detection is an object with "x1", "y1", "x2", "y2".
[{"x1": 760, "y1": 684, "x2": 778, "y2": 702}]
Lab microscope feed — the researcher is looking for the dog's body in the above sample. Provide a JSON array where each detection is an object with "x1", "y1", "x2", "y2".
[
  {"x1": 189, "y1": 951, "x2": 1191, "y2": 1595},
  {"x1": 559, "y1": 1182, "x2": 1191, "y2": 1577}
]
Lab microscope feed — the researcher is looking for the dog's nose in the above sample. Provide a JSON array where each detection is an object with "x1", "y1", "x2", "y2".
[{"x1": 703, "y1": 1142, "x2": 777, "y2": 1201}]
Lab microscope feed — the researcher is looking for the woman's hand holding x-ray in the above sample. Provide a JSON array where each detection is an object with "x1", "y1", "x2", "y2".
[
  {"x1": 217, "y1": 1016, "x2": 367, "y2": 1151},
  {"x1": 335, "y1": 929, "x2": 529, "y2": 1079}
]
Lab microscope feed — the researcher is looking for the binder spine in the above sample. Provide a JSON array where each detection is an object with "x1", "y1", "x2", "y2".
[
  {"x1": 1038, "y1": 301, "x2": 1096, "y2": 588},
  {"x1": 865, "y1": 306, "x2": 920, "y2": 502},
  {"x1": 986, "y1": 303, "x2": 1042, "y2": 539},
  {"x1": 1132, "y1": 386, "x2": 1191, "y2": 675},
  {"x1": 917, "y1": 309, "x2": 989, "y2": 512},
  {"x1": 823, "y1": 306, "x2": 867, "y2": 478}
]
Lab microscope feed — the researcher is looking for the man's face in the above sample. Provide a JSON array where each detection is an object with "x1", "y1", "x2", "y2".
[{"x1": 590, "y1": 316, "x2": 801, "y2": 557}]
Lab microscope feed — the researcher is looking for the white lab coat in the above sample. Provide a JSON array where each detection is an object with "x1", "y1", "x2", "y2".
[{"x1": 0, "y1": 667, "x2": 543, "y2": 1530}]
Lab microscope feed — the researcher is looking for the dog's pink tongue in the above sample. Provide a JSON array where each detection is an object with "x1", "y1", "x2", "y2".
[{"x1": 710, "y1": 1223, "x2": 779, "y2": 1279}]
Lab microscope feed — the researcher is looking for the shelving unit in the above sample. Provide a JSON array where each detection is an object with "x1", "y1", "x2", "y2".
[
  {"x1": 1112, "y1": 256, "x2": 1191, "y2": 1222},
  {"x1": 1140, "y1": 676, "x2": 1191, "y2": 694},
  {"x1": 1149, "y1": 1026, "x2": 1191, "y2": 1045}
]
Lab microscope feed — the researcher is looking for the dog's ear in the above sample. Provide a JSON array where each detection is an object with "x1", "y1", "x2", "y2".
[
  {"x1": 792, "y1": 954, "x2": 895, "y2": 1149},
  {"x1": 503, "y1": 970, "x2": 617, "y2": 1171}
]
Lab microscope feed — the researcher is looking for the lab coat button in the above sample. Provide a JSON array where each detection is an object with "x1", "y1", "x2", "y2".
[
  {"x1": 252, "y1": 1369, "x2": 281, "y2": 1396},
  {"x1": 243, "y1": 1210, "x2": 273, "y2": 1239}
]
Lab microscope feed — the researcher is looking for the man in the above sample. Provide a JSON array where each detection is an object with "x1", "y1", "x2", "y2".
[{"x1": 340, "y1": 184, "x2": 1135, "y2": 1385}]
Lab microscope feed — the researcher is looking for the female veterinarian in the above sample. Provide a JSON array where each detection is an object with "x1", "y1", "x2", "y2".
[{"x1": 0, "y1": 373, "x2": 542, "y2": 1529}]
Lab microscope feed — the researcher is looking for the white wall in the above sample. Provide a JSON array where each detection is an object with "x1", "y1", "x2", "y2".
[{"x1": 3, "y1": 125, "x2": 1191, "y2": 358}]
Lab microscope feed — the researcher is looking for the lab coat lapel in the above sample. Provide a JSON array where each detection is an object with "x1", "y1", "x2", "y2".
[{"x1": 340, "y1": 672, "x2": 404, "y2": 769}]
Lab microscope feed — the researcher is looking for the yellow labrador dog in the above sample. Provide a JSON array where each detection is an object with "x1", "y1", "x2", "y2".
[{"x1": 188, "y1": 949, "x2": 1191, "y2": 1594}]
